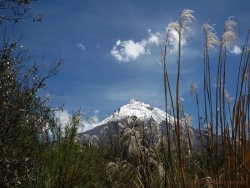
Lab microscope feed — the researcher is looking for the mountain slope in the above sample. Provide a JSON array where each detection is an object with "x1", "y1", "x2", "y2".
[{"x1": 77, "y1": 99, "x2": 204, "y2": 150}]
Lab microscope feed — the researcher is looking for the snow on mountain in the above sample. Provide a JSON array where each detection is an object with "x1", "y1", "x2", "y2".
[
  {"x1": 87, "y1": 99, "x2": 176, "y2": 133},
  {"x1": 96, "y1": 99, "x2": 172, "y2": 126}
]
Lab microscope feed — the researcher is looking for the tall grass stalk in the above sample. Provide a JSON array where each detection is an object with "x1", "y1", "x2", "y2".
[
  {"x1": 174, "y1": 9, "x2": 195, "y2": 187},
  {"x1": 162, "y1": 11, "x2": 249, "y2": 186},
  {"x1": 162, "y1": 9, "x2": 195, "y2": 187}
]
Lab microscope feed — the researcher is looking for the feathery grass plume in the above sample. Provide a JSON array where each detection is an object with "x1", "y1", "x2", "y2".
[
  {"x1": 180, "y1": 9, "x2": 195, "y2": 35},
  {"x1": 224, "y1": 89, "x2": 231, "y2": 103},
  {"x1": 166, "y1": 22, "x2": 180, "y2": 51},
  {"x1": 166, "y1": 10, "x2": 195, "y2": 50},
  {"x1": 166, "y1": 22, "x2": 179, "y2": 41},
  {"x1": 88, "y1": 135, "x2": 99, "y2": 147},
  {"x1": 203, "y1": 23, "x2": 220, "y2": 50},
  {"x1": 121, "y1": 126, "x2": 142, "y2": 156},
  {"x1": 222, "y1": 17, "x2": 238, "y2": 47},
  {"x1": 106, "y1": 160, "x2": 136, "y2": 186},
  {"x1": 190, "y1": 82, "x2": 197, "y2": 96},
  {"x1": 224, "y1": 17, "x2": 237, "y2": 32}
]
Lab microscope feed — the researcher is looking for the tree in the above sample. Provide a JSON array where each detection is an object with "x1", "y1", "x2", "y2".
[
  {"x1": 0, "y1": 1, "x2": 62, "y2": 186},
  {"x1": 0, "y1": 38, "x2": 62, "y2": 186}
]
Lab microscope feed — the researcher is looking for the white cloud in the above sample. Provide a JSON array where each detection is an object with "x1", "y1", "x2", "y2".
[
  {"x1": 147, "y1": 29, "x2": 161, "y2": 45},
  {"x1": 55, "y1": 110, "x2": 70, "y2": 126},
  {"x1": 111, "y1": 40, "x2": 146, "y2": 62},
  {"x1": 84, "y1": 115, "x2": 99, "y2": 129},
  {"x1": 111, "y1": 30, "x2": 161, "y2": 62},
  {"x1": 229, "y1": 45, "x2": 242, "y2": 55},
  {"x1": 111, "y1": 24, "x2": 191, "y2": 62},
  {"x1": 78, "y1": 43, "x2": 86, "y2": 52},
  {"x1": 55, "y1": 110, "x2": 99, "y2": 132}
]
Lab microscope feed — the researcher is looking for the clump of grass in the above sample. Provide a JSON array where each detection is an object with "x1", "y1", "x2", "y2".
[{"x1": 162, "y1": 10, "x2": 250, "y2": 187}]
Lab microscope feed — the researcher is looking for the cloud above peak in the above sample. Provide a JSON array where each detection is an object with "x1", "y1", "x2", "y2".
[
  {"x1": 111, "y1": 40, "x2": 146, "y2": 62},
  {"x1": 147, "y1": 29, "x2": 161, "y2": 45},
  {"x1": 111, "y1": 30, "x2": 160, "y2": 62},
  {"x1": 110, "y1": 25, "x2": 187, "y2": 62}
]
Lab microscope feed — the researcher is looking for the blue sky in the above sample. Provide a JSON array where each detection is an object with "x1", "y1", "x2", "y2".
[{"x1": 10, "y1": 0, "x2": 250, "y2": 126}]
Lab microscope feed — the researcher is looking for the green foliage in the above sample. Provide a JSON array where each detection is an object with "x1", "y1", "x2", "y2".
[
  {"x1": 36, "y1": 114, "x2": 109, "y2": 188},
  {"x1": 0, "y1": 41, "x2": 58, "y2": 186},
  {"x1": 0, "y1": 41, "x2": 109, "y2": 187}
]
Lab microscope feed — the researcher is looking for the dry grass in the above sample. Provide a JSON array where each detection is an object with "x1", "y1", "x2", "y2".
[{"x1": 161, "y1": 10, "x2": 250, "y2": 187}]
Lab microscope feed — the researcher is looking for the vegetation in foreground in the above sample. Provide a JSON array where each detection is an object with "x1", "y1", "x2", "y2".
[{"x1": 0, "y1": 1, "x2": 249, "y2": 187}]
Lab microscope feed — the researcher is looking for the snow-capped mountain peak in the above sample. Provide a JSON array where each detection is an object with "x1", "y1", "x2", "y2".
[
  {"x1": 99, "y1": 99, "x2": 174, "y2": 126},
  {"x1": 79, "y1": 99, "x2": 200, "y2": 151}
]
